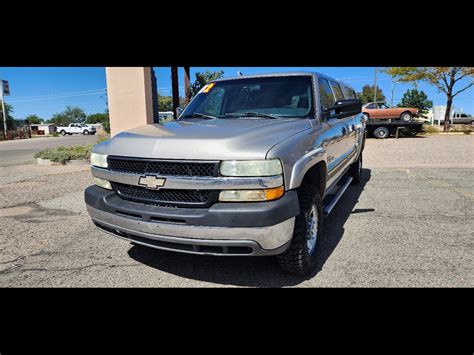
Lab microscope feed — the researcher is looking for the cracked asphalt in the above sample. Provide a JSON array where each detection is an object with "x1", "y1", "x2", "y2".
[{"x1": 0, "y1": 135, "x2": 473, "y2": 287}]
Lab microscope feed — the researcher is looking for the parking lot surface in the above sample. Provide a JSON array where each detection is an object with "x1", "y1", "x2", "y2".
[{"x1": 0, "y1": 135, "x2": 473, "y2": 287}]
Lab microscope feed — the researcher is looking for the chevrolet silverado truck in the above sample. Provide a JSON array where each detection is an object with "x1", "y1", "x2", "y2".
[
  {"x1": 57, "y1": 123, "x2": 96, "y2": 136},
  {"x1": 85, "y1": 72, "x2": 366, "y2": 275}
]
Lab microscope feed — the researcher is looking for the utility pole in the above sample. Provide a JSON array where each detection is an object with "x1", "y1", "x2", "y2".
[
  {"x1": 1, "y1": 81, "x2": 7, "y2": 140},
  {"x1": 373, "y1": 67, "x2": 378, "y2": 103},
  {"x1": 391, "y1": 81, "x2": 398, "y2": 106}
]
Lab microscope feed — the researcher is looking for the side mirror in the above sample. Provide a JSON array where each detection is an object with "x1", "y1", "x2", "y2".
[{"x1": 325, "y1": 99, "x2": 362, "y2": 119}]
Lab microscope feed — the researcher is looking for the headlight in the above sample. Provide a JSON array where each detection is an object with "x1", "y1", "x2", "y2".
[
  {"x1": 220, "y1": 159, "x2": 282, "y2": 177},
  {"x1": 94, "y1": 178, "x2": 112, "y2": 190},
  {"x1": 219, "y1": 186, "x2": 284, "y2": 202},
  {"x1": 91, "y1": 152, "x2": 108, "y2": 168}
]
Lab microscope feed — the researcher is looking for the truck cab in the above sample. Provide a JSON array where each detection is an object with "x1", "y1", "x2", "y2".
[{"x1": 85, "y1": 72, "x2": 365, "y2": 274}]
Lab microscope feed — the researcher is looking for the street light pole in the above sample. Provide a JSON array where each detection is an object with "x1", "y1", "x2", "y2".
[{"x1": 1, "y1": 82, "x2": 7, "y2": 140}]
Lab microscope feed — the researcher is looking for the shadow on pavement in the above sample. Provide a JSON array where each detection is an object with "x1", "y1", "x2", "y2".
[{"x1": 128, "y1": 169, "x2": 372, "y2": 287}]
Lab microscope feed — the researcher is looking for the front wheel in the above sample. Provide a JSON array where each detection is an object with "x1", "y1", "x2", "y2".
[
  {"x1": 83, "y1": 130, "x2": 90, "y2": 135},
  {"x1": 277, "y1": 185, "x2": 323, "y2": 275}
]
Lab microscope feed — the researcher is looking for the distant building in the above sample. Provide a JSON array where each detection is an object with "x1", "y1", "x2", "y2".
[{"x1": 30, "y1": 124, "x2": 57, "y2": 135}]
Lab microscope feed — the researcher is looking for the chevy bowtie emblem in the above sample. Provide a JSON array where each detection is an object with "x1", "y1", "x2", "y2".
[{"x1": 138, "y1": 175, "x2": 166, "y2": 190}]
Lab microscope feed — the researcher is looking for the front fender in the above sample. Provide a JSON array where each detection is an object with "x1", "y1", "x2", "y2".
[{"x1": 288, "y1": 147, "x2": 327, "y2": 190}]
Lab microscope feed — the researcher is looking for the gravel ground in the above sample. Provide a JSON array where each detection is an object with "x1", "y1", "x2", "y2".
[{"x1": 0, "y1": 135, "x2": 472, "y2": 287}]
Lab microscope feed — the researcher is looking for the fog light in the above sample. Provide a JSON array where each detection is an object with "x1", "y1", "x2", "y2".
[
  {"x1": 95, "y1": 178, "x2": 112, "y2": 190},
  {"x1": 219, "y1": 186, "x2": 284, "y2": 202}
]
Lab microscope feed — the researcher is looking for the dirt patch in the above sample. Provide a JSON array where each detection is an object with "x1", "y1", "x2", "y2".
[{"x1": 0, "y1": 206, "x2": 35, "y2": 217}]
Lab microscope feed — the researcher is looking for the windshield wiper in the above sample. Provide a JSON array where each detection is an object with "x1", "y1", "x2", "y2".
[
  {"x1": 181, "y1": 113, "x2": 217, "y2": 120},
  {"x1": 225, "y1": 112, "x2": 281, "y2": 119}
]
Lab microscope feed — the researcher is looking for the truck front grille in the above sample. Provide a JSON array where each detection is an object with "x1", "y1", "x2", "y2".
[
  {"x1": 108, "y1": 157, "x2": 218, "y2": 177},
  {"x1": 112, "y1": 183, "x2": 215, "y2": 208}
]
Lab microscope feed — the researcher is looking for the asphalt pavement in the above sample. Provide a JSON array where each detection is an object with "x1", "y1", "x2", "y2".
[{"x1": 0, "y1": 135, "x2": 99, "y2": 167}]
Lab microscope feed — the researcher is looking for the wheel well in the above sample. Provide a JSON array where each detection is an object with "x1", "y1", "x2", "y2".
[
  {"x1": 401, "y1": 111, "x2": 412, "y2": 116},
  {"x1": 301, "y1": 161, "x2": 327, "y2": 197}
]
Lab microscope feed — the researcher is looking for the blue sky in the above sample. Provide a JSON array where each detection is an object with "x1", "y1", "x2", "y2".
[{"x1": 1, "y1": 67, "x2": 473, "y2": 120}]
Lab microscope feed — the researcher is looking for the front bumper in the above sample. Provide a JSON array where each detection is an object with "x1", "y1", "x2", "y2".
[{"x1": 85, "y1": 186, "x2": 299, "y2": 256}]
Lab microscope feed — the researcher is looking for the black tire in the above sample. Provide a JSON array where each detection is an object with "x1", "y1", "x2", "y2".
[
  {"x1": 374, "y1": 126, "x2": 390, "y2": 139},
  {"x1": 60, "y1": 130, "x2": 66, "y2": 136},
  {"x1": 277, "y1": 184, "x2": 323, "y2": 275},
  {"x1": 349, "y1": 153, "x2": 362, "y2": 185},
  {"x1": 400, "y1": 112, "x2": 412, "y2": 122},
  {"x1": 83, "y1": 130, "x2": 90, "y2": 135}
]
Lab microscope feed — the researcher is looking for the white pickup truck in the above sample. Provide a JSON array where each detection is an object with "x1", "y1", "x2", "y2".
[{"x1": 57, "y1": 123, "x2": 96, "y2": 136}]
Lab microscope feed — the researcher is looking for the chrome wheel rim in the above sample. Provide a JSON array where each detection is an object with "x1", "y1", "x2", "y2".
[
  {"x1": 358, "y1": 157, "x2": 362, "y2": 175},
  {"x1": 306, "y1": 205, "x2": 318, "y2": 255}
]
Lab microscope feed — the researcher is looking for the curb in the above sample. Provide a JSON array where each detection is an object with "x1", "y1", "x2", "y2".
[{"x1": 37, "y1": 158, "x2": 90, "y2": 166}]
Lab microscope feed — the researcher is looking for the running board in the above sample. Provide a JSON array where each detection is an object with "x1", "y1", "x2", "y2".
[{"x1": 323, "y1": 176, "x2": 353, "y2": 217}]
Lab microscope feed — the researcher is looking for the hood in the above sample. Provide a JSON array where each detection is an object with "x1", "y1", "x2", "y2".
[{"x1": 94, "y1": 118, "x2": 312, "y2": 160}]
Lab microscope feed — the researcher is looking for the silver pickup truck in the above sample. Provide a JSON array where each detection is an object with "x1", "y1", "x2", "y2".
[{"x1": 85, "y1": 72, "x2": 366, "y2": 274}]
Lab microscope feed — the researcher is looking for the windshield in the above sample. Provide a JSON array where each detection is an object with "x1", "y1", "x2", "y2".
[{"x1": 180, "y1": 76, "x2": 314, "y2": 119}]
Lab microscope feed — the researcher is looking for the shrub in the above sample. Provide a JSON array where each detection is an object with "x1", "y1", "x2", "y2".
[
  {"x1": 34, "y1": 145, "x2": 92, "y2": 164},
  {"x1": 422, "y1": 124, "x2": 440, "y2": 134},
  {"x1": 97, "y1": 133, "x2": 110, "y2": 144}
]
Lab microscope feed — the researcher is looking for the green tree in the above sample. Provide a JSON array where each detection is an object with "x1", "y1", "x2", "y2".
[
  {"x1": 356, "y1": 85, "x2": 386, "y2": 104},
  {"x1": 25, "y1": 114, "x2": 43, "y2": 124},
  {"x1": 157, "y1": 95, "x2": 173, "y2": 111},
  {"x1": 384, "y1": 67, "x2": 474, "y2": 131},
  {"x1": 86, "y1": 113, "x2": 109, "y2": 124},
  {"x1": 0, "y1": 103, "x2": 16, "y2": 131},
  {"x1": 398, "y1": 89, "x2": 433, "y2": 118},
  {"x1": 49, "y1": 106, "x2": 87, "y2": 125},
  {"x1": 187, "y1": 70, "x2": 224, "y2": 99}
]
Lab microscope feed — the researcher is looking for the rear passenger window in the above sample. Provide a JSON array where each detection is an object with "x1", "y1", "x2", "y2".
[
  {"x1": 342, "y1": 85, "x2": 357, "y2": 99},
  {"x1": 330, "y1": 81, "x2": 345, "y2": 101},
  {"x1": 318, "y1": 78, "x2": 335, "y2": 112}
]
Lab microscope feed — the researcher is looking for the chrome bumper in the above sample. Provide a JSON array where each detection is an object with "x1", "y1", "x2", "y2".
[{"x1": 87, "y1": 205, "x2": 295, "y2": 256}]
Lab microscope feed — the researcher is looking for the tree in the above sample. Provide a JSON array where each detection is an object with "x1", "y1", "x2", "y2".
[
  {"x1": 187, "y1": 70, "x2": 224, "y2": 99},
  {"x1": 86, "y1": 113, "x2": 109, "y2": 124},
  {"x1": 25, "y1": 114, "x2": 43, "y2": 124},
  {"x1": 157, "y1": 95, "x2": 173, "y2": 111},
  {"x1": 49, "y1": 106, "x2": 87, "y2": 125},
  {"x1": 384, "y1": 67, "x2": 474, "y2": 131},
  {"x1": 0, "y1": 103, "x2": 16, "y2": 130},
  {"x1": 357, "y1": 85, "x2": 386, "y2": 105},
  {"x1": 398, "y1": 89, "x2": 433, "y2": 118}
]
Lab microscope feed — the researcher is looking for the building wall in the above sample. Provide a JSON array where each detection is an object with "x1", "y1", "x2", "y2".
[{"x1": 105, "y1": 67, "x2": 155, "y2": 136}]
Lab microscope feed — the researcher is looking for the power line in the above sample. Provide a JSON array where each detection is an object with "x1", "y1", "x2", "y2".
[{"x1": 8, "y1": 88, "x2": 106, "y2": 101}]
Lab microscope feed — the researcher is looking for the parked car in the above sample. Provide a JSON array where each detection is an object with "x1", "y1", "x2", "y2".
[
  {"x1": 362, "y1": 102, "x2": 418, "y2": 122},
  {"x1": 85, "y1": 72, "x2": 366, "y2": 275},
  {"x1": 57, "y1": 123, "x2": 96, "y2": 135},
  {"x1": 438, "y1": 112, "x2": 474, "y2": 125}
]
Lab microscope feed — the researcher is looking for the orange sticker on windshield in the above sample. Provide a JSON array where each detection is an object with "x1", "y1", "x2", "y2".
[{"x1": 202, "y1": 82, "x2": 215, "y2": 93}]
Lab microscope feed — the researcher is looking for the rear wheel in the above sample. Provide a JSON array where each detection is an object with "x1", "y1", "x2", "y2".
[
  {"x1": 277, "y1": 184, "x2": 323, "y2": 275},
  {"x1": 349, "y1": 153, "x2": 362, "y2": 184},
  {"x1": 60, "y1": 130, "x2": 66, "y2": 136},
  {"x1": 374, "y1": 126, "x2": 390, "y2": 139},
  {"x1": 400, "y1": 112, "x2": 412, "y2": 122}
]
